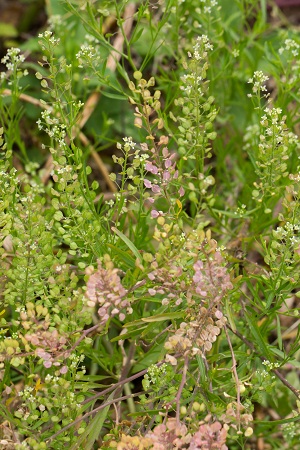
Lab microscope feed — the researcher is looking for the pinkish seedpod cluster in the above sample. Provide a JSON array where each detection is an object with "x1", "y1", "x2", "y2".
[
  {"x1": 143, "y1": 136, "x2": 182, "y2": 207},
  {"x1": 115, "y1": 418, "x2": 228, "y2": 449},
  {"x1": 192, "y1": 250, "x2": 233, "y2": 303},
  {"x1": 86, "y1": 259, "x2": 132, "y2": 324},
  {"x1": 164, "y1": 245, "x2": 232, "y2": 362},
  {"x1": 165, "y1": 308, "x2": 227, "y2": 363}
]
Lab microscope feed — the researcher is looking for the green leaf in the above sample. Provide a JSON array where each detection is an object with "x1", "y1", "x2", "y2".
[
  {"x1": 101, "y1": 90, "x2": 127, "y2": 100},
  {"x1": 112, "y1": 227, "x2": 143, "y2": 262},
  {"x1": 110, "y1": 325, "x2": 147, "y2": 342},
  {"x1": 141, "y1": 311, "x2": 184, "y2": 322},
  {"x1": 107, "y1": 243, "x2": 136, "y2": 268},
  {"x1": 70, "y1": 393, "x2": 114, "y2": 450},
  {"x1": 256, "y1": 415, "x2": 300, "y2": 427},
  {"x1": 133, "y1": 344, "x2": 165, "y2": 373},
  {"x1": 244, "y1": 312, "x2": 271, "y2": 360},
  {"x1": 130, "y1": 27, "x2": 144, "y2": 45},
  {"x1": 276, "y1": 315, "x2": 283, "y2": 351}
]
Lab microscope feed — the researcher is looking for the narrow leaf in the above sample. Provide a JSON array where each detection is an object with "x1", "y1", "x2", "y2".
[{"x1": 112, "y1": 227, "x2": 143, "y2": 262}]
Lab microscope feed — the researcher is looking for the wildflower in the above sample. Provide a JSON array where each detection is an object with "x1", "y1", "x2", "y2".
[
  {"x1": 86, "y1": 259, "x2": 132, "y2": 323},
  {"x1": 189, "y1": 421, "x2": 228, "y2": 450},
  {"x1": 248, "y1": 71, "x2": 269, "y2": 94},
  {"x1": 279, "y1": 38, "x2": 299, "y2": 57},
  {"x1": 145, "y1": 418, "x2": 190, "y2": 449},
  {"x1": 0, "y1": 47, "x2": 27, "y2": 82}
]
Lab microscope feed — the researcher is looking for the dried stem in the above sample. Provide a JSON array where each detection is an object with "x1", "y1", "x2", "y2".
[
  {"x1": 175, "y1": 356, "x2": 189, "y2": 425},
  {"x1": 224, "y1": 325, "x2": 241, "y2": 427},
  {"x1": 47, "y1": 391, "x2": 146, "y2": 442}
]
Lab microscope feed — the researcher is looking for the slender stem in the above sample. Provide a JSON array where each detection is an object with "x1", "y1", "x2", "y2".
[
  {"x1": 224, "y1": 325, "x2": 241, "y2": 427},
  {"x1": 81, "y1": 358, "x2": 170, "y2": 407},
  {"x1": 175, "y1": 356, "x2": 189, "y2": 425},
  {"x1": 55, "y1": 323, "x2": 102, "y2": 361},
  {"x1": 114, "y1": 341, "x2": 136, "y2": 417},
  {"x1": 47, "y1": 391, "x2": 146, "y2": 442}
]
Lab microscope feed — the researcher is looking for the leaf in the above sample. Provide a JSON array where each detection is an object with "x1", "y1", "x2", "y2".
[
  {"x1": 101, "y1": 90, "x2": 127, "y2": 100},
  {"x1": 130, "y1": 27, "x2": 144, "y2": 45},
  {"x1": 70, "y1": 393, "x2": 114, "y2": 450},
  {"x1": 133, "y1": 345, "x2": 165, "y2": 373},
  {"x1": 110, "y1": 325, "x2": 147, "y2": 342},
  {"x1": 112, "y1": 227, "x2": 143, "y2": 262},
  {"x1": 256, "y1": 415, "x2": 300, "y2": 427},
  {"x1": 276, "y1": 315, "x2": 283, "y2": 351},
  {"x1": 106, "y1": 243, "x2": 136, "y2": 268},
  {"x1": 244, "y1": 312, "x2": 271, "y2": 360},
  {"x1": 141, "y1": 311, "x2": 184, "y2": 322},
  {"x1": 287, "y1": 359, "x2": 300, "y2": 369},
  {"x1": 225, "y1": 298, "x2": 236, "y2": 332}
]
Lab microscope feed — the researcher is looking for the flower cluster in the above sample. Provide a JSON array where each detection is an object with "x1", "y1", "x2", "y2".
[
  {"x1": 187, "y1": 35, "x2": 214, "y2": 61},
  {"x1": 26, "y1": 328, "x2": 67, "y2": 369},
  {"x1": 247, "y1": 70, "x2": 269, "y2": 97},
  {"x1": 188, "y1": 421, "x2": 228, "y2": 449},
  {"x1": 164, "y1": 247, "x2": 231, "y2": 363},
  {"x1": 112, "y1": 419, "x2": 228, "y2": 449},
  {"x1": 199, "y1": 0, "x2": 219, "y2": 15},
  {"x1": 85, "y1": 258, "x2": 132, "y2": 323},
  {"x1": 38, "y1": 30, "x2": 60, "y2": 49},
  {"x1": 115, "y1": 435, "x2": 153, "y2": 450},
  {"x1": 1, "y1": 48, "x2": 25, "y2": 71},
  {"x1": 192, "y1": 250, "x2": 233, "y2": 302},
  {"x1": 221, "y1": 402, "x2": 253, "y2": 434},
  {"x1": 0, "y1": 48, "x2": 28, "y2": 83},
  {"x1": 76, "y1": 44, "x2": 100, "y2": 68},
  {"x1": 143, "y1": 136, "x2": 182, "y2": 209},
  {"x1": 142, "y1": 364, "x2": 168, "y2": 391},
  {"x1": 17, "y1": 303, "x2": 68, "y2": 369},
  {"x1": 37, "y1": 110, "x2": 67, "y2": 147},
  {"x1": 165, "y1": 308, "x2": 227, "y2": 364},
  {"x1": 263, "y1": 221, "x2": 300, "y2": 282},
  {"x1": 174, "y1": 35, "x2": 217, "y2": 198},
  {"x1": 278, "y1": 37, "x2": 300, "y2": 86},
  {"x1": 279, "y1": 38, "x2": 299, "y2": 57},
  {"x1": 147, "y1": 261, "x2": 186, "y2": 307},
  {"x1": 244, "y1": 106, "x2": 299, "y2": 201},
  {"x1": 128, "y1": 73, "x2": 183, "y2": 215}
]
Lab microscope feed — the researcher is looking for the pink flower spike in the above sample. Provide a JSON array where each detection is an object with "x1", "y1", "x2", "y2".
[
  {"x1": 165, "y1": 159, "x2": 172, "y2": 168},
  {"x1": 179, "y1": 186, "x2": 185, "y2": 197},
  {"x1": 151, "y1": 210, "x2": 160, "y2": 218}
]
